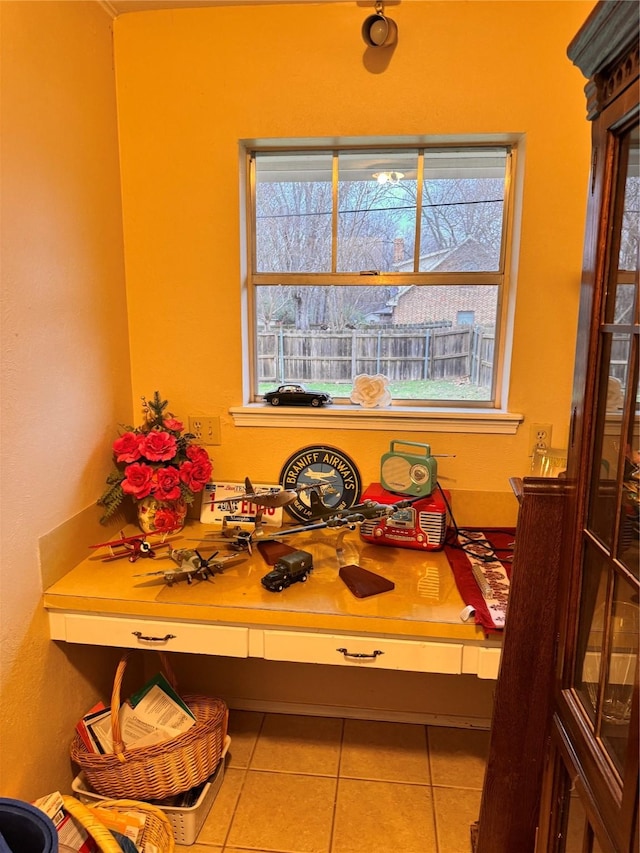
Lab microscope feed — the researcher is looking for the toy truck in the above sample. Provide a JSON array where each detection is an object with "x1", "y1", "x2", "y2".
[{"x1": 260, "y1": 549, "x2": 313, "y2": 592}]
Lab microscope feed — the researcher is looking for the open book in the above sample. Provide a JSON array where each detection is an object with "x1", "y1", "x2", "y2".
[{"x1": 77, "y1": 672, "x2": 195, "y2": 754}]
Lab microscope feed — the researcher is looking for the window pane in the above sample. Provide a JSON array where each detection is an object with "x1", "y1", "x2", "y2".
[
  {"x1": 588, "y1": 332, "x2": 632, "y2": 548},
  {"x1": 255, "y1": 284, "x2": 496, "y2": 401},
  {"x1": 575, "y1": 545, "x2": 608, "y2": 725},
  {"x1": 618, "y1": 127, "x2": 639, "y2": 273},
  {"x1": 418, "y1": 150, "x2": 507, "y2": 272},
  {"x1": 563, "y1": 790, "x2": 588, "y2": 852},
  {"x1": 575, "y1": 545, "x2": 639, "y2": 778},
  {"x1": 255, "y1": 152, "x2": 333, "y2": 273},
  {"x1": 249, "y1": 143, "x2": 512, "y2": 408},
  {"x1": 337, "y1": 151, "x2": 418, "y2": 273},
  {"x1": 600, "y1": 575, "x2": 638, "y2": 776},
  {"x1": 620, "y1": 409, "x2": 639, "y2": 575}
]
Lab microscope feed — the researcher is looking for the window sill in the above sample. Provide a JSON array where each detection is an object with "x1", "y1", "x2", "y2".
[{"x1": 229, "y1": 405, "x2": 523, "y2": 434}]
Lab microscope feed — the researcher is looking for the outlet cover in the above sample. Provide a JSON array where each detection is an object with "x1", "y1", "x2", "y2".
[
  {"x1": 529, "y1": 422, "x2": 552, "y2": 451},
  {"x1": 189, "y1": 416, "x2": 221, "y2": 445}
]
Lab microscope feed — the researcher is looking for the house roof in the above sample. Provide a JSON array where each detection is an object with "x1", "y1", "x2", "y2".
[{"x1": 393, "y1": 236, "x2": 497, "y2": 274}]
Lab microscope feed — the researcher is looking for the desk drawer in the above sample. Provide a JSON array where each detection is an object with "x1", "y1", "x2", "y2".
[
  {"x1": 48, "y1": 612, "x2": 249, "y2": 657},
  {"x1": 263, "y1": 630, "x2": 463, "y2": 674}
]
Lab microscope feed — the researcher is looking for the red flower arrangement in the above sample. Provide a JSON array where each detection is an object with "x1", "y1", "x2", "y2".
[{"x1": 98, "y1": 392, "x2": 212, "y2": 530}]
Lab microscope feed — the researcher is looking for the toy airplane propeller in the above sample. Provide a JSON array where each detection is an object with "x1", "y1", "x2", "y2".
[
  {"x1": 89, "y1": 531, "x2": 182, "y2": 563},
  {"x1": 134, "y1": 547, "x2": 245, "y2": 586}
]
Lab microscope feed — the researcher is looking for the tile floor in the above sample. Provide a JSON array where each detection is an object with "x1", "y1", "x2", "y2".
[{"x1": 177, "y1": 711, "x2": 489, "y2": 853}]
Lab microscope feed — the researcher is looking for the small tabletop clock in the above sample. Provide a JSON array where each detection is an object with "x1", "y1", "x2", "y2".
[{"x1": 279, "y1": 445, "x2": 362, "y2": 522}]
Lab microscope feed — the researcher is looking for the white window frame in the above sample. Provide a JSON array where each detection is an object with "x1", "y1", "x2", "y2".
[{"x1": 232, "y1": 136, "x2": 524, "y2": 435}]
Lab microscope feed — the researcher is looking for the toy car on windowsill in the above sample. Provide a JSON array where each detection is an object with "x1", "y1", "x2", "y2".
[{"x1": 263, "y1": 384, "x2": 332, "y2": 407}]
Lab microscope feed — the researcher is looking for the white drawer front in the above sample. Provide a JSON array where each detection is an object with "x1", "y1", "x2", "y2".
[
  {"x1": 461, "y1": 645, "x2": 501, "y2": 679},
  {"x1": 49, "y1": 612, "x2": 249, "y2": 657},
  {"x1": 476, "y1": 647, "x2": 501, "y2": 679},
  {"x1": 263, "y1": 630, "x2": 463, "y2": 674}
]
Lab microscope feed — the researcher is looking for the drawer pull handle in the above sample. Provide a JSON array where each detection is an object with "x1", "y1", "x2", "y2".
[
  {"x1": 132, "y1": 631, "x2": 176, "y2": 643},
  {"x1": 336, "y1": 647, "x2": 384, "y2": 660}
]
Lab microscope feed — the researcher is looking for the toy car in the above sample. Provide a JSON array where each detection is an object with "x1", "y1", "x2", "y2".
[
  {"x1": 261, "y1": 550, "x2": 313, "y2": 592},
  {"x1": 263, "y1": 384, "x2": 332, "y2": 407}
]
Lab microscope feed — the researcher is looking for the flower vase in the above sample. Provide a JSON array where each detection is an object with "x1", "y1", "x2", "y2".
[{"x1": 137, "y1": 496, "x2": 187, "y2": 534}]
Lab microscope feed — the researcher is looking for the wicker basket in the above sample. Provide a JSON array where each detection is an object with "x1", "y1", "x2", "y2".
[
  {"x1": 61, "y1": 794, "x2": 174, "y2": 852},
  {"x1": 70, "y1": 652, "x2": 228, "y2": 800}
]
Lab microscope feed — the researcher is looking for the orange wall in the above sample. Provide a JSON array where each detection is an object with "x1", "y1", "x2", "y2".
[
  {"x1": 1, "y1": 0, "x2": 131, "y2": 798},
  {"x1": 0, "y1": 0, "x2": 596, "y2": 801},
  {"x1": 114, "y1": 0, "x2": 594, "y2": 503}
]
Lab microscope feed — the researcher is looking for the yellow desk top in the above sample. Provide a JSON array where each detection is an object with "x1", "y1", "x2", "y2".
[{"x1": 43, "y1": 520, "x2": 496, "y2": 644}]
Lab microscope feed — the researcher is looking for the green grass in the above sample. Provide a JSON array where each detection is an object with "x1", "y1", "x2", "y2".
[{"x1": 259, "y1": 379, "x2": 491, "y2": 402}]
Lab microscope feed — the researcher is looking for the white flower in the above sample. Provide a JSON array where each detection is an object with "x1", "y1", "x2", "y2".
[{"x1": 350, "y1": 373, "x2": 393, "y2": 408}]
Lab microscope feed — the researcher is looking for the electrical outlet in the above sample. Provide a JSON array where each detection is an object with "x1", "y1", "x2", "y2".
[
  {"x1": 529, "y1": 422, "x2": 552, "y2": 452},
  {"x1": 188, "y1": 416, "x2": 221, "y2": 445}
]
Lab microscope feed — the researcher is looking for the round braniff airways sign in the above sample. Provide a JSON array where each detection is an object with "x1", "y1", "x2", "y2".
[{"x1": 279, "y1": 445, "x2": 362, "y2": 522}]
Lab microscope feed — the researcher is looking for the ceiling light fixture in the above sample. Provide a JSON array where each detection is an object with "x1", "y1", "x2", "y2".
[
  {"x1": 362, "y1": 1, "x2": 398, "y2": 48},
  {"x1": 373, "y1": 170, "x2": 404, "y2": 185}
]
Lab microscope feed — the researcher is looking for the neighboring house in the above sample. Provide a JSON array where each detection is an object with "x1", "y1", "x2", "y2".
[{"x1": 390, "y1": 237, "x2": 498, "y2": 327}]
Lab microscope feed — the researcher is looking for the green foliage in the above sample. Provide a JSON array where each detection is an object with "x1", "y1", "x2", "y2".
[
  {"x1": 98, "y1": 475, "x2": 126, "y2": 522},
  {"x1": 142, "y1": 391, "x2": 169, "y2": 425}
]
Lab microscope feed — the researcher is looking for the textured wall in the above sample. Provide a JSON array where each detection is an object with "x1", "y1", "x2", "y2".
[
  {"x1": 0, "y1": 0, "x2": 131, "y2": 799},
  {"x1": 114, "y1": 0, "x2": 594, "y2": 493},
  {"x1": 0, "y1": 0, "x2": 597, "y2": 800}
]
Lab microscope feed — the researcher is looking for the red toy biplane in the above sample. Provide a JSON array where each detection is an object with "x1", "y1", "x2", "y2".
[{"x1": 89, "y1": 531, "x2": 181, "y2": 563}]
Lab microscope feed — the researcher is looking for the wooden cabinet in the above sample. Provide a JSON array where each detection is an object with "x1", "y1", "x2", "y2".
[
  {"x1": 477, "y1": 4, "x2": 638, "y2": 852},
  {"x1": 476, "y1": 0, "x2": 640, "y2": 853},
  {"x1": 536, "y1": 4, "x2": 639, "y2": 851},
  {"x1": 475, "y1": 477, "x2": 570, "y2": 853}
]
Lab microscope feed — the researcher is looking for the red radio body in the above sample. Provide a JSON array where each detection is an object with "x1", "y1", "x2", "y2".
[{"x1": 358, "y1": 483, "x2": 450, "y2": 551}]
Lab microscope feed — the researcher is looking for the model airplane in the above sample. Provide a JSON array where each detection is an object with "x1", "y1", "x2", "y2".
[
  {"x1": 89, "y1": 531, "x2": 181, "y2": 563},
  {"x1": 208, "y1": 497, "x2": 416, "y2": 554},
  {"x1": 204, "y1": 476, "x2": 333, "y2": 512},
  {"x1": 134, "y1": 547, "x2": 245, "y2": 586}
]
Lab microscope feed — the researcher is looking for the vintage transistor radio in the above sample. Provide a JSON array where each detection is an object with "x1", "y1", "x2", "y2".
[{"x1": 380, "y1": 441, "x2": 438, "y2": 497}]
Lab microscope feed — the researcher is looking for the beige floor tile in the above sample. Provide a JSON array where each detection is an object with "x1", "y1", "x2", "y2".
[
  {"x1": 427, "y1": 726, "x2": 489, "y2": 789},
  {"x1": 226, "y1": 769, "x2": 336, "y2": 853},
  {"x1": 175, "y1": 845, "x2": 222, "y2": 852},
  {"x1": 196, "y1": 767, "x2": 246, "y2": 846},
  {"x1": 224, "y1": 849, "x2": 287, "y2": 853},
  {"x1": 332, "y1": 778, "x2": 437, "y2": 853},
  {"x1": 250, "y1": 713, "x2": 342, "y2": 775},
  {"x1": 227, "y1": 709, "x2": 264, "y2": 769},
  {"x1": 340, "y1": 719, "x2": 430, "y2": 784},
  {"x1": 433, "y1": 786, "x2": 482, "y2": 853}
]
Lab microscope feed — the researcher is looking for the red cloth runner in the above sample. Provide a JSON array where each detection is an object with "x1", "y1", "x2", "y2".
[{"x1": 444, "y1": 528, "x2": 515, "y2": 636}]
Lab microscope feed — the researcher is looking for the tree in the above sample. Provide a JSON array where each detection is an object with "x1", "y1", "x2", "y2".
[{"x1": 253, "y1": 168, "x2": 504, "y2": 328}]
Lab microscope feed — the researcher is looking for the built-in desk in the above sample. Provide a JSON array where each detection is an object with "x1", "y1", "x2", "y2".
[{"x1": 44, "y1": 520, "x2": 502, "y2": 680}]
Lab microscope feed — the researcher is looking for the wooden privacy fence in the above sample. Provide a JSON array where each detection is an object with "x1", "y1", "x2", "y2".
[{"x1": 258, "y1": 325, "x2": 494, "y2": 387}]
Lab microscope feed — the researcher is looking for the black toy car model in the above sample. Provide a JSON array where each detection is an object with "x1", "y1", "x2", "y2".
[
  {"x1": 263, "y1": 384, "x2": 332, "y2": 407},
  {"x1": 261, "y1": 550, "x2": 313, "y2": 592}
]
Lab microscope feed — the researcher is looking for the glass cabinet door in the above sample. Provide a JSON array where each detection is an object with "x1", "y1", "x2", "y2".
[
  {"x1": 587, "y1": 125, "x2": 639, "y2": 564},
  {"x1": 564, "y1": 120, "x2": 639, "y2": 851},
  {"x1": 575, "y1": 122, "x2": 638, "y2": 771},
  {"x1": 535, "y1": 8, "x2": 639, "y2": 852}
]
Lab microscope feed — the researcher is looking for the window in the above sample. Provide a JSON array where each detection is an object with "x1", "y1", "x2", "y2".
[
  {"x1": 246, "y1": 143, "x2": 515, "y2": 407},
  {"x1": 457, "y1": 311, "x2": 476, "y2": 326}
]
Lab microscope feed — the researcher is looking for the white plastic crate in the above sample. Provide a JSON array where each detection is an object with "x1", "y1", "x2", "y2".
[{"x1": 72, "y1": 735, "x2": 230, "y2": 845}]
